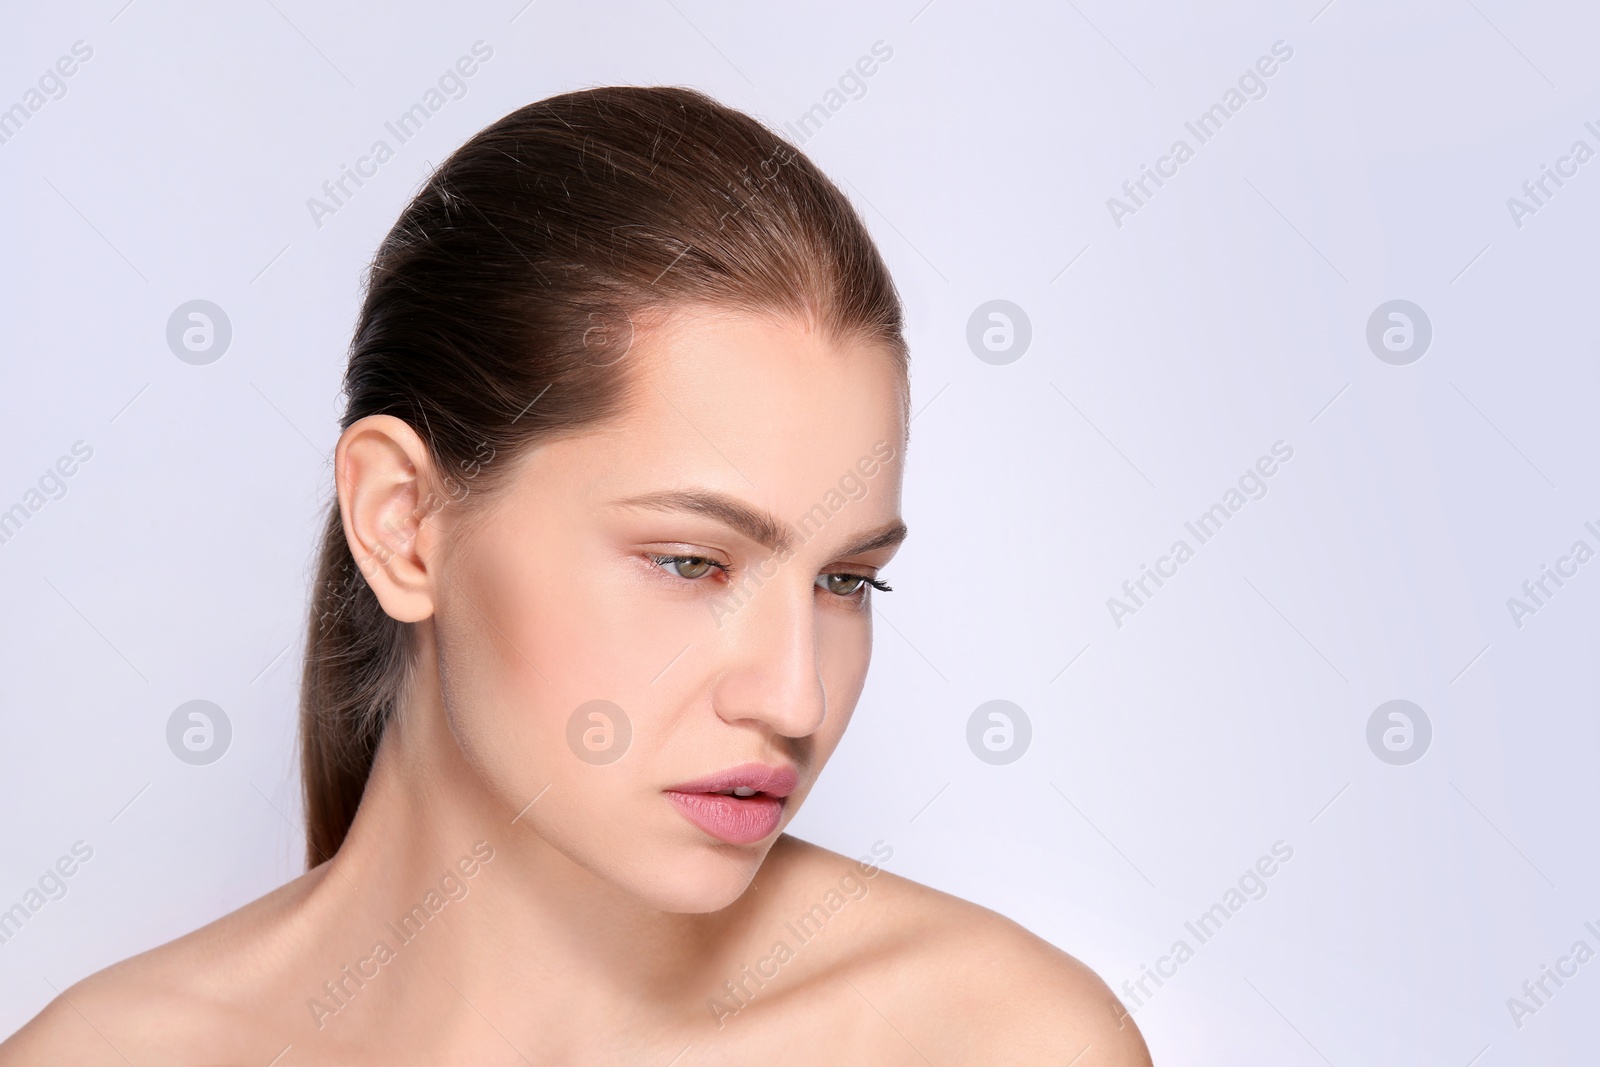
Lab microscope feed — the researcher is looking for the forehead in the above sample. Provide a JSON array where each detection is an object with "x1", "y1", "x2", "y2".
[{"x1": 565, "y1": 307, "x2": 907, "y2": 516}]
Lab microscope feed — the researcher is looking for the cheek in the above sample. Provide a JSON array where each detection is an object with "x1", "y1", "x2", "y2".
[
  {"x1": 816, "y1": 613, "x2": 873, "y2": 743},
  {"x1": 431, "y1": 537, "x2": 599, "y2": 800},
  {"x1": 440, "y1": 535, "x2": 702, "y2": 778}
]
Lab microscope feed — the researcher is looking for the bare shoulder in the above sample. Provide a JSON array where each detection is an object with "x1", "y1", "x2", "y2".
[
  {"x1": 0, "y1": 868, "x2": 321, "y2": 1064},
  {"x1": 765, "y1": 836, "x2": 1152, "y2": 1066}
]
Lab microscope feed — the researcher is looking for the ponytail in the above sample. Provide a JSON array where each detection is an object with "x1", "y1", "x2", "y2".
[
  {"x1": 299, "y1": 503, "x2": 412, "y2": 866},
  {"x1": 296, "y1": 86, "x2": 908, "y2": 868}
]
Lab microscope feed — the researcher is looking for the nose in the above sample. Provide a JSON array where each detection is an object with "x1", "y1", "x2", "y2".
[{"x1": 710, "y1": 573, "x2": 828, "y2": 738}]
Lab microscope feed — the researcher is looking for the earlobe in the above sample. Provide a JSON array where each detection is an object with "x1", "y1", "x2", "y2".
[{"x1": 336, "y1": 415, "x2": 444, "y2": 623}]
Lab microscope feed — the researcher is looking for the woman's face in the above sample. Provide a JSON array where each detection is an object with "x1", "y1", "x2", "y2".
[{"x1": 429, "y1": 308, "x2": 907, "y2": 912}]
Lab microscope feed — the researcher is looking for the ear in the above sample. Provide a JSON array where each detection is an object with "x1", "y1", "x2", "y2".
[{"x1": 336, "y1": 415, "x2": 451, "y2": 623}]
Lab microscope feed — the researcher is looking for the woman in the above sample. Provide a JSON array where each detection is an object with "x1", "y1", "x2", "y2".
[{"x1": 3, "y1": 87, "x2": 1151, "y2": 1065}]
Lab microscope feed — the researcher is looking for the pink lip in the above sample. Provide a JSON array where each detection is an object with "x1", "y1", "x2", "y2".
[
  {"x1": 666, "y1": 762, "x2": 799, "y2": 798},
  {"x1": 664, "y1": 762, "x2": 799, "y2": 846}
]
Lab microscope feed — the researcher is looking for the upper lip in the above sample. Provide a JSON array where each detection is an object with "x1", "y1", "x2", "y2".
[{"x1": 665, "y1": 762, "x2": 799, "y2": 799}]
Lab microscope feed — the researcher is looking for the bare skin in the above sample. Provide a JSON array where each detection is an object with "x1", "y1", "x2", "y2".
[{"x1": 1, "y1": 308, "x2": 1152, "y2": 1065}]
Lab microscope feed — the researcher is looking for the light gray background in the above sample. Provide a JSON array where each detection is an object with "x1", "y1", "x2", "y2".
[{"x1": 2, "y1": 1, "x2": 1596, "y2": 1062}]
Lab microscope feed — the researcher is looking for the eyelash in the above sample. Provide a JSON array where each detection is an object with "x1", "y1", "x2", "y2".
[{"x1": 648, "y1": 553, "x2": 892, "y2": 598}]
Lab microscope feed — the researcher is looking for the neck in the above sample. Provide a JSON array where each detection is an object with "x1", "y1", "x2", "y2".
[{"x1": 306, "y1": 618, "x2": 749, "y2": 1044}]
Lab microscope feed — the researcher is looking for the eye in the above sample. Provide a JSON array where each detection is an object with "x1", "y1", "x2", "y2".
[
  {"x1": 817, "y1": 572, "x2": 892, "y2": 598},
  {"x1": 650, "y1": 553, "x2": 725, "y2": 581}
]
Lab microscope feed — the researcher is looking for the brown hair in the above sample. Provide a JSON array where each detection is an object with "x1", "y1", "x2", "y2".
[{"x1": 299, "y1": 86, "x2": 908, "y2": 868}]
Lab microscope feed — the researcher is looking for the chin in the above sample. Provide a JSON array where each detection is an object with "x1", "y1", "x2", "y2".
[{"x1": 633, "y1": 841, "x2": 772, "y2": 913}]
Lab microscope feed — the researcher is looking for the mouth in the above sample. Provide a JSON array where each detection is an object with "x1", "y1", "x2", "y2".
[{"x1": 663, "y1": 762, "x2": 799, "y2": 846}]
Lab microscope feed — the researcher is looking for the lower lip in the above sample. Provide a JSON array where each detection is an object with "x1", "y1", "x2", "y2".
[{"x1": 664, "y1": 790, "x2": 785, "y2": 845}]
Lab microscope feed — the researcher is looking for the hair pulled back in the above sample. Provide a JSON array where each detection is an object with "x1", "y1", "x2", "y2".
[{"x1": 299, "y1": 86, "x2": 907, "y2": 868}]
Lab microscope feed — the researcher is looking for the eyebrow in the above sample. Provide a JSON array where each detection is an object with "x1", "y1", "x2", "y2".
[{"x1": 613, "y1": 489, "x2": 908, "y2": 559}]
